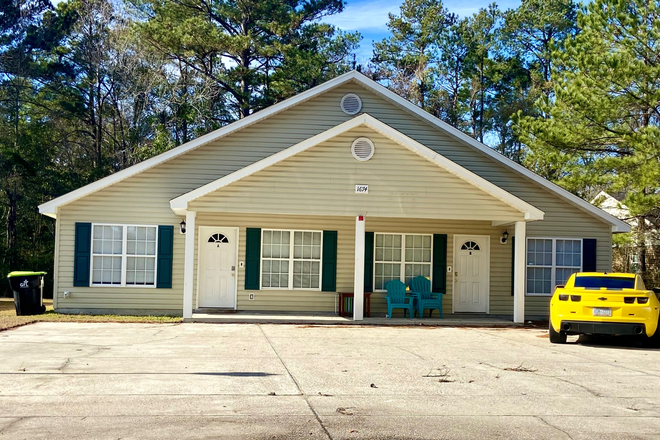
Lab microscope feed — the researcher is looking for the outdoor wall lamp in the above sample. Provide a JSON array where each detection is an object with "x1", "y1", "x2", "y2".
[
  {"x1": 179, "y1": 220, "x2": 186, "y2": 234},
  {"x1": 500, "y1": 230, "x2": 509, "y2": 245}
]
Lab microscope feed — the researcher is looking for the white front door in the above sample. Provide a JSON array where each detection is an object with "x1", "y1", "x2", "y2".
[
  {"x1": 198, "y1": 227, "x2": 237, "y2": 308},
  {"x1": 453, "y1": 235, "x2": 490, "y2": 313}
]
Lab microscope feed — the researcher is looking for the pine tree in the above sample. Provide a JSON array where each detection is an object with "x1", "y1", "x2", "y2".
[
  {"x1": 514, "y1": 0, "x2": 660, "y2": 281},
  {"x1": 132, "y1": 0, "x2": 359, "y2": 119},
  {"x1": 372, "y1": 0, "x2": 455, "y2": 110}
]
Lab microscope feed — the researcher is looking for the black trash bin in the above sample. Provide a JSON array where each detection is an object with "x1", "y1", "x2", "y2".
[{"x1": 7, "y1": 271, "x2": 47, "y2": 316}]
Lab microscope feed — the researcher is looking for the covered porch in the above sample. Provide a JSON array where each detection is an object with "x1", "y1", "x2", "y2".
[
  {"x1": 169, "y1": 114, "x2": 544, "y2": 323},
  {"x1": 177, "y1": 212, "x2": 536, "y2": 324}
]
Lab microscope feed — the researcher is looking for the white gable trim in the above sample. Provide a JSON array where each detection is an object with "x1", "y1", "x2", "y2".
[
  {"x1": 38, "y1": 70, "x2": 630, "y2": 232},
  {"x1": 170, "y1": 114, "x2": 545, "y2": 221}
]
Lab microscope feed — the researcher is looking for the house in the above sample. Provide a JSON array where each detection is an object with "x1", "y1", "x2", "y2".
[
  {"x1": 591, "y1": 191, "x2": 632, "y2": 225},
  {"x1": 38, "y1": 71, "x2": 629, "y2": 322}
]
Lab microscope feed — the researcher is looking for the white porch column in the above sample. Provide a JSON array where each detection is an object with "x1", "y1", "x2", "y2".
[
  {"x1": 353, "y1": 215, "x2": 366, "y2": 321},
  {"x1": 183, "y1": 210, "x2": 197, "y2": 319},
  {"x1": 513, "y1": 221, "x2": 526, "y2": 323}
]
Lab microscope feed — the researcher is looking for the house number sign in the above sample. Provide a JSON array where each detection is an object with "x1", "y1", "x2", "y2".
[{"x1": 355, "y1": 185, "x2": 369, "y2": 194}]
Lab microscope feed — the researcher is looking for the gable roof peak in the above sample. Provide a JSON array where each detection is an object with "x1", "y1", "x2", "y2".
[
  {"x1": 38, "y1": 70, "x2": 630, "y2": 232},
  {"x1": 170, "y1": 112, "x2": 544, "y2": 221}
]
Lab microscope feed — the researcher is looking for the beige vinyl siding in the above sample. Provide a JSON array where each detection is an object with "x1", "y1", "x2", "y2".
[
  {"x1": 56, "y1": 207, "x2": 184, "y2": 312},
  {"x1": 53, "y1": 80, "x2": 614, "y2": 315},
  {"x1": 189, "y1": 127, "x2": 523, "y2": 221},
  {"x1": 53, "y1": 83, "x2": 365, "y2": 311},
  {"x1": 194, "y1": 213, "x2": 512, "y2": 315}
]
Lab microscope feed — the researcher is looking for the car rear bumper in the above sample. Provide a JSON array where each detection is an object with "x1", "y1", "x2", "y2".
[{"x1": 560, "y1": 320, "x2": 646, "y2": 336}]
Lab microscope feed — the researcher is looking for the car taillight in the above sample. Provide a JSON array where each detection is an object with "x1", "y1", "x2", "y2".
[
  {"x1": 637, "y1": 297, "x2": 649, "y2": 304},
  {"x1": 558, "y1": 294, "x2": 569, "y2": 301},
  {"x1": 570, "y1": 295, "x2": 581, "y2": 302},
  {"x1": 624, "y1": 297, "x2": 635, "y2": 304}
]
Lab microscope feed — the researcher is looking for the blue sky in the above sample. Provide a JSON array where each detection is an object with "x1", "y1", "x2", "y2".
[{"x1": 324, "y1": 0, "x2": 522, "y2": 64}]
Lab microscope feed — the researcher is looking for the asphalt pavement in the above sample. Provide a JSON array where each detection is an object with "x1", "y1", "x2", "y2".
[{"x1": 0, "y1": 322, "x2": 659, "y2": 439}]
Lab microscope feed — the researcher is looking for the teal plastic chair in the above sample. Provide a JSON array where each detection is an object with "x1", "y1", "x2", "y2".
[
  {"x1": 385, "y1": 280, "x2": 414, "y2": 318},
  {"x1": 410, "y1": 276, "x2": 443, "y2": 318}
]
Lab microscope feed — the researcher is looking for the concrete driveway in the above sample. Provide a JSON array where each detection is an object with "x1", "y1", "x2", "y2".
[{"x1": 0, "y1": 323, "x2": 659, "y2": 440}]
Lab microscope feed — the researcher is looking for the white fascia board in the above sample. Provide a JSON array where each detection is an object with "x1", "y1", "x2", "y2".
[
  {"x1": 38, "y1": 71, "x2": 366, "y2": 218},
  {"x1": 352, "y1": 78, "x2": 631, "y2": 233},
  {"x1": 171, "y1": 113, "x2": 544, "y2": 221}
]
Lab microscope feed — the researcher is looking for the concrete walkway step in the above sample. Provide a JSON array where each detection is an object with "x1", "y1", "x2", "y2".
[{"x1": 187, "y1": 311, "x2": 519, "y2": 327}]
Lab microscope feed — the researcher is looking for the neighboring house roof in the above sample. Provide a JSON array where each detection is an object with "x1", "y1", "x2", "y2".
[
  {"x1": 591, "y1": 191, "x2": 631, "y2": 220},
  {"x1": 38, "y1": 71, "x2": 630, "y2": 233},
  {"x1": 170, "y1": 113, "x2": 545, "y2": 221},
  {"x1": 591, "y1": 191, "x2": 660, "y2": 234}
]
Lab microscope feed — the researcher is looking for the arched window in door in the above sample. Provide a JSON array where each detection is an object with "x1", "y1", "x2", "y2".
[
  {"x1": 208, "y1": 233, "x2": 229, "y2": 244},
  {"x1": 461, "y1": 241, "x2": 480, "y2": 251}
]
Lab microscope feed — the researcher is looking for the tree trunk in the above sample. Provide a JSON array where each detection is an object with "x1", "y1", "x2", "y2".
[
  {"x1": 240, "y1": 49, "x2": 251, "y2": 119},
  {"x1": 479, "y1": 58, "x2": 484, "y2": 143},
  {"x1": 636, "y1": 214, "x2": 647, "y2": 282},
  {"x1": 6, "y1": 184, "x2": 17, "y2": 268}
]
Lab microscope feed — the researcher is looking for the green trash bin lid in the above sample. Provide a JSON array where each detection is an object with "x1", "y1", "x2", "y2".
[{"x1": 7, "y1": 271, "x2": 47, "y2": 278}]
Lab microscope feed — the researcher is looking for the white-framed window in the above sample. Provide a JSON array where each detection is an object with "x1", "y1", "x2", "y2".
[
  {"x1": 91, "y1": 224, "x2": 158, "y2": 287},
  {"x1": 526, "y1": 238, "x2": 582, "y2": 296},
  {"x1": 374, "y1": 233, "x2": 432, "y2": 290},
  {"x1": 261, "y1": 230, "x2": 322, "y2": 290}
]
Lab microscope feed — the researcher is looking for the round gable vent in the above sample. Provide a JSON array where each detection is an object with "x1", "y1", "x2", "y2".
[
  {"x1": 351, "y1": 137, "x2": 375, "y2": 161},
  {"x1": 341, "y1": 93, "x2": 362, "y2": 115}
]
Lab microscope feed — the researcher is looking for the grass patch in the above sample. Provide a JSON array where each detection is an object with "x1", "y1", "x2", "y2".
[{"x1": 0, "y1": 298, "x2": 182, "y2": 332}]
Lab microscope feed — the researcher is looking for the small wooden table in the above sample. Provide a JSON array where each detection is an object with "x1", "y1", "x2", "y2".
[{"x1": 337, "y1": 292, "x2": 372, "y2": 317}]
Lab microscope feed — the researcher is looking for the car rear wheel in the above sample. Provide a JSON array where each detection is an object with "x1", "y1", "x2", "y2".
[
  {"x1": 549, "y1": 322, "x2": 567, "y2": 344},
  {"x1": 647, "y1": 317, "x2": 660, "y2": 348}
]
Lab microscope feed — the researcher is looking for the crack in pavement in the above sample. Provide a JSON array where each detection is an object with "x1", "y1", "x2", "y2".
[
  {"x1": 0, "y1": 417, "x2": 23, "y2": 434},
  {"x1": 536, "y1": 415, "x2": 574, "y2": 440},
  {"x1": 480, "y1": 361, "x2": 604, "y2": 398},
  {"x1": 472, "y1": 328, "x2": 660, "y2": 378},
  {"x1": 535, "y1": 374, "x2": 603, "y2": 398},
  {"x1": 58, "y1": 358, "x2": 71, "y2": 372},
  {"x1": 0, "y1": 335, "x2": 181, "y2": 349},
  {"x1": 257, "y1": 324, "x2": 333, "y2": 440},
  {"x1": 394, "y1": 346, "x2": 426, "y2": 360},
  {"x1": 472, "y1": 329, "x2": 660, "y2": 399}
]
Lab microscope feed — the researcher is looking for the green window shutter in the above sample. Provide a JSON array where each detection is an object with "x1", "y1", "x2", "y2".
[
  {"x1": 583, "y1": 239, "x2": 597, "y2": 271},
  {"x1": 364, "y1": 232, "x2": 374, "y2": 292},
  {"x1": 245, "y1": 228, "x2": 261, "y2": 290},
  {"x1": 321, "y1": 231, "x2": 338, "y2": 291},
  {"x1": 74, "y1": 222, "x2": 92, "y2": 287},
  {"x1": 432, "y1": 234, "x2": 447, "y2": 294},
  {"x1": 511, "y1": 236, "x2": 515, "y2": 296},
  {"x1": 156, "y1": 225, "x2": 174, "y2": 288}
]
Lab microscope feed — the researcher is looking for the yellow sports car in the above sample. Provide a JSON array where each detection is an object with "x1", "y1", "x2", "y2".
[{"x1": 549, "y1": 272, "x2": 660, "y2": 344}]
